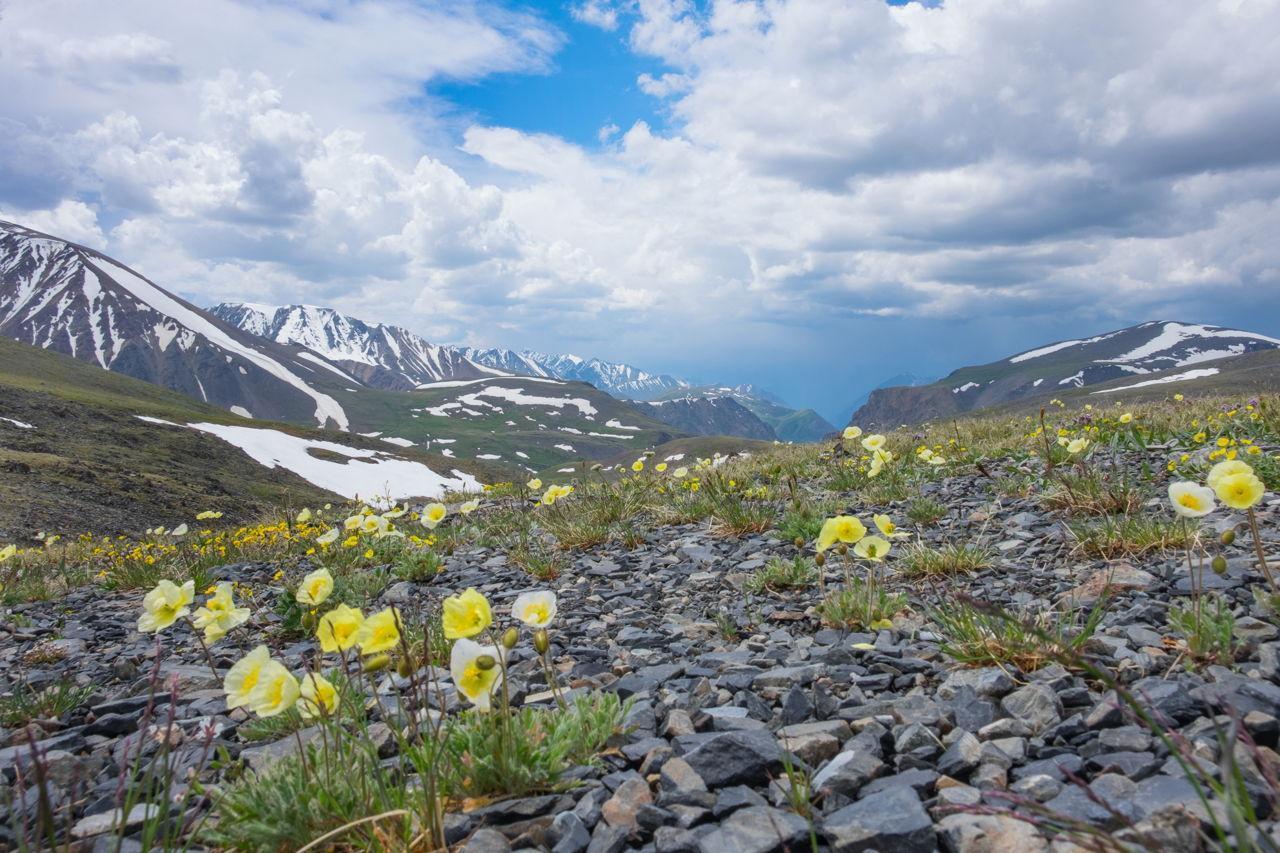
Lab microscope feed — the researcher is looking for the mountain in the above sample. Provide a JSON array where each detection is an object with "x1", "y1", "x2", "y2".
[
  {"x1": 459, "y1": 347, "x2": 689, "y2": 400},
  {"x1": 851, "y1": 321, "x2": 1280, "y2": 428},
  {"x1": 210, "y1": 302, "x2": 498, "y2": 390},
  {"x1": 654, "y1": 384, "x2": 836, "y2": 443},
  {"x1": 0, "y1": 336, "x2": 497, "y2": 537},
  {"x1": 633, "y1": 396, "x2": 777, "y2": 440},
  {"x1": 840, "y1": 373, "x2": 932, "y2": 425},
  {"x1": 0, "y1": 221, "x2": 355, "y2": 430}
]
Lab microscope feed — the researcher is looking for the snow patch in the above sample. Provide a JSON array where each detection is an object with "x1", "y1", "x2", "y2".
[
  {"x1": 952, "y1": 382, "x2": 979, "y2": 394},
  {"x1": 1, "y1": 417, "x2": 34, "y2": 429},
  {"x1": 229, "y1": 406, "x2": 253, "y2": 419},
  {"x1": 605, "y1": 418, "x2": 642, "y2": 431},
  {"x1": 1092, "y1": 368, "x2": 1221, "y2": 393},
  {"x1": 477, "y1": 453, "x2": 501, "y2": 460},
  {"x1": 381, "y1": 436, "x2": 415, "y2": 448},
  {"x1": 554, "y1": 443, "x2": 576, "y2": 452},
  {"x1": 1009, "y1": 330, "x2": 1121, "y2": 363},
  {"x1": 1059, "y1": 371, "x2": 1085, "y2": 387},
  {"x1": 134, "y1": 418, "x2": 479, "y2": 501}
]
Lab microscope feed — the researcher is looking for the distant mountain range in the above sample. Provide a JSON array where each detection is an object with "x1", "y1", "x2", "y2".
[
  {"x1": 851, "y1": 321, "x2": 1280, "y2": 428},
  {"x1": 652, "y1": 385, "x2": 836, "y2": 443}
]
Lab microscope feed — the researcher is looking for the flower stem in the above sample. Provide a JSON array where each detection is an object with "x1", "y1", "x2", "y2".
[{"x1": 1248, "y1": 508, "x2": 1278, "y2": 593}]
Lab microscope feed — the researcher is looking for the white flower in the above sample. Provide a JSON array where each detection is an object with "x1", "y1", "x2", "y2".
[
  {"x1": 511, "y1": 590, "x2": 557, "y2": 628},
  {"x1": 1168, "y1": 481, "x2": 1216, "y2": 518}
]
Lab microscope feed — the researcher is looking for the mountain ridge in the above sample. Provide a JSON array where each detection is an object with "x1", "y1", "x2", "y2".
[{"x1": 851, "y1": 320, "x2": 1280, "y2": 428}]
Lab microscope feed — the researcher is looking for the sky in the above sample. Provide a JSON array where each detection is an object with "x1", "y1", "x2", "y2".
[{"x1": 2, "y1": 0, "x2": 1280, "y2": 423}]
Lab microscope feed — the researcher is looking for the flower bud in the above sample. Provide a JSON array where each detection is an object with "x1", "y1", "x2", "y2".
[
  {"x1": 793, "y1": 537, "x2": 804, "y2": 549},
  {"x1": 1212, "y1": 555, "x2": 1228, "y2": 575},
  {"x1": 502, "y1": 627, "x2": 519, "y2": 649},
  {"x1": 837, "y1": 544, "x2": 848, "y2": 556},
  {"x1": 815, "y1": 553, "x2": 825, "y2": 567},
  {"x1": 534, "y1": 629, "x2": 550, "y2": 655},
  {"x1": 396, "y1": 656, "x2": 413, "y2": 678},
  {"x1": 475, "y1": 654, "x2": 497, "y2": 671},
  {"x1": 1221, "y1": 529, "x2": 1236, "y2": 546},
  {"x1": 362, "y1": 653, "x2": 391, "y2": 673}
]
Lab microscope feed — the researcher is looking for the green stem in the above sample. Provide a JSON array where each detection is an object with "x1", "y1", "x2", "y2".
[{"x1": 1248, "y1": 508, "x2": 1279, "y2": 593}]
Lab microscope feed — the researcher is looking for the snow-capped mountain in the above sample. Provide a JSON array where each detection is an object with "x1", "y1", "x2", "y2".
[
  {"x1": 210, "y1": 303, "x2": 499, "y2": 390},
  {"x1": 460, "y1": 348, "x2": 689, "y2": 400},
  {"x1": 0, "y1": 221, "x2": 352, "y2": 429},
  {"x1": 851, "y1": 321, "x2": 1280, "y2": 428}
]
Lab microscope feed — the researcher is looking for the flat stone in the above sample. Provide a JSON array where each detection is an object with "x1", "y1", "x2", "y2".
[
  {"x1": 697, "y1": 806, "x2": 808, "y2": 853},
  {"x1": 822, "y1": 785, "x2": 934, "y2": 853},
  {"x1": 937, "y1": 813, "x2": 1049, "y2": 853}
]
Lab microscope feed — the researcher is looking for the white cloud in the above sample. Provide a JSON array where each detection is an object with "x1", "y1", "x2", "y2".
[{"x1": 1, "y1": 0, "x2": 1279, "y2": 415}]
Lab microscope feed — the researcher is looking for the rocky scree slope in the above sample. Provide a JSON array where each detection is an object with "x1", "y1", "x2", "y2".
[
  {"x1": 6, "y1": 444, "x2": 1280, "y2": 850},
  {"x1": 853, "y1": 321, "x2": 1280, "y2": 429}
]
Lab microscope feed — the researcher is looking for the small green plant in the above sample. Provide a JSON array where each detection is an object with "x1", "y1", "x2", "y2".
[
  {"x1": 510, "y1": 543, "x2": 565, "y2": 580},
  {"x1": 435, "y1": 693, "x2": 629, "y2": 799},
  {"x1": 817, "y1": 576, "x2": 906, "y2": 630},
  {"x1": 898, "y1": 540, "x2": 993, "y2": 577},
  {"x1": 1068, "y1": 514, "x2": 1197, "y2": 558},
  {"x1": 932, "y1": 596, "x2": 1105, "y2": 671},
  {"x1": 1041, "y1": 470, "x2": 1145, "y2": 516},
  {"x1": 1168, "y1": 597, "x2": 1236, "y2": 664},
  {"x1": 710, "y1": 610, "x2": 742, "y2": 641},
  {"x1": 0, "y1": 680, "x2": 94, "y2": 726},
  {"x1": 393, "y1": 548, "x2": 442, "y2": 582},
  {"x1": 776, "y1": 505, "x2": 830, "y2": 543},
  {"x1": 746, "y1": 555, "x2": 819, "y2": 594},
  {"x1": 905, "y1": 496, "x2": 947, "y2": 526}
]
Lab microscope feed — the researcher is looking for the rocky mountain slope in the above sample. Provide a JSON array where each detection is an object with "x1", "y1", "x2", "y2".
[
  {"x1": 0, "y1": 222, "x2": 355, "y2": 429},
  {"x1": 210, "y1": 303, "x2": 498, "y2": 390},
  {"x1": 852, "y1": 321, "x2": 1280, "y2": 428},
  {"x1": 654, "y1": 384, "x2": 836, "y2": 443},
  {"x1": 633, "y1": 395, "x2": 777, "y2": 440}
]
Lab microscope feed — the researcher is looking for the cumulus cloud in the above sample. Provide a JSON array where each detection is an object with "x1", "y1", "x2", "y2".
[{"x1": 0, "y1": 0, "x2": 1278, "y2": 416}]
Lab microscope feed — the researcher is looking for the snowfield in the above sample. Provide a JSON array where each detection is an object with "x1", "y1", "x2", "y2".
[
  {"x1": 135, "y1": 417, "x2": 479, "y2": 502},
  {"x1": 1092, "y1": 367, "x2": 1221, "y2": 393}
]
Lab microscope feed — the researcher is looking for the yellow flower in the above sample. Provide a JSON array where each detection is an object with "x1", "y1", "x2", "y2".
[
  {"x1": 363, "y1": 548, "x2": 374, "y2": 559},
  {"x1": 861, "y1": 434, "x2": 886, "y2": 452},
  {"x1": 296, "y1": 508, "x2": 313, "y2": 523},
  {"x1": 526, "y1": 478, "x2": 542, "y2": 491},
  {"x1": 317, "y1": 603, "x2": 365, "y2": 652},
  {"x1": 316, "y1": 527, "x2": 340, "y2": 546},
  {"x1": 137, "y1": 579, "x2": 195, "y2": 633},
  {"x1": 872, "y1": 514, "x2": 909, "y2": 539},
  {"x1": 1215, "y1": 471, "x2": 1265, "y2": 510},
  {"x1": 843, "y1": 426, "x2": 863, "y2": 441},
  {"x1": 854, "y1": 535, "x2": 891, "y2": 562},
  {"x1": 298, "y1": 672, "x2": 338, "y2": 720},
  {"x1": 1066, "y1": 438, "x2": 1090, "y2": 454},
  {"x1": 672, "y1": 466, "x2": 688, "y2": 479},
  {"x1": 422, "y1": 503, "x2": 447, "y2": 530},
  {"x1": 343, "y1": 514, "x2": 362, "y2": 531},
  {"x1": 224, "y1": 645, "x2": 271, "y2": 709},
  {"x1": 192, "y1": 582, "x2": 250, "y2": 645},
  {"x1": 248, "y1": 660, "x2": 299, "y2": 717},
  {"x1": 1207, "y1": 459, "x2": 1254, "y2": 490},
  {"x1": 1174, "y1": 394, "x2": 1184, "y2": 401},
  {"x1": 354, "y1": 607, "x2": 402, "y2": 654},
  {"x1": 195, "y1": 510, "x2": 223, "y2": 520},
  {"x1": 460, "y1": 498, "x2": 481, "y2": 515},
  {"x1": 0, "y1": 544, "x2": 15, "y2": 563},
  {"x1": 631, "y1": 459, "x2": 644, "y2": 472},
  {"x1": 655, "y1": 462, "x2": 668, "y2": 473},
  {"x1": 450, "y1": 638, "x2": 504, "y2": 712},
  {"x1": 342, "y1": 535, "x2": 359, "y2": 548},
  {"x1": 540, "y1": 484, "x2": 574, "y2": 506},
  {"x1": 1168, "y1": 482, "x2": 1215, "y2": 518},
  {"x1": 442, "y1": 588, "x2": 493, "y2": 639},
  {"x1": 816, "y1": 516, "x2": 867, "y2": 552},
  {"x1": 296, "y1": 568, "x2": 334, "y2": 607},
  {"x1": 512, "y1": 590, "x2": 557, "y2": 628},
  {"x1": 1119, "y1": 413, "x2": 1133, "y2": 424}
]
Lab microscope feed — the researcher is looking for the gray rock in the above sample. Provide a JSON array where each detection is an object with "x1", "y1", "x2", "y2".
[
  {"x1": 821, "y1": 786, "x2": 934, "y2": 853},
  {"x1": 682, "y1": 730, "x2": 782, "y2": 788},
  {"x1": 697, "y1": 806, "x2": 808, "y2": 853},
  {"x1": 462, "y1": 828, "x2": 512, "y2": 853},
  {"x1": 550, "y1": 812, "x2": 593, "y2": 853},
  {"x1": 999, "y1": 683, "x2": 1062, "y2": 735},
  {"x1": 937, "y1": 731, "x2": 982, "y2": 777},
  {"x1": 936, "y1": 813, "x2": 1049, "y2": 852}
]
